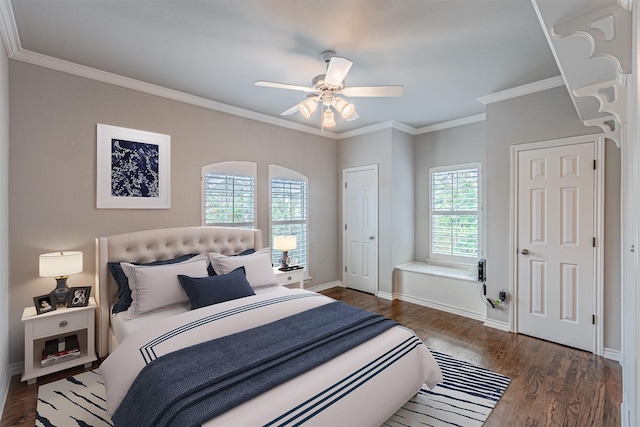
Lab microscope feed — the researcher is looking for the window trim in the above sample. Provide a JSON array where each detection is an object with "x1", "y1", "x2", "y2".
[
  {"x1": 428, "y1": 162, "x2": 482, "y2": 265},
  {"x1": 269, "y1": 164, "x2": 309, "y2": 272},
  {"x1": 201, "y1": 161, "x2": 257, "y2": 228}
]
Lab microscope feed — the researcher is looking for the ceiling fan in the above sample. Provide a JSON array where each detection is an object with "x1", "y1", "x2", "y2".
[{"x1": 255, "y1": 51, "x2": 403, "y2": 128}]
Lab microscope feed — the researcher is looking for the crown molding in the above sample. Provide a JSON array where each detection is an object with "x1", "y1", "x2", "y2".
[
  {"x1": 0, "y1": 0, "x2": 18, "y2": 56},
  {"x1": 335, "y1": 120, "x2": 416, "y2": 140},
  {"x1": 477, "y1": 75, "x2": 565, "y2": 105},
  {"x1": 415, "y1": 113, "x2": 486, "y2": 134},
  {"x1": 11, "y1": 48, "x2": 339, "y2": 138}
]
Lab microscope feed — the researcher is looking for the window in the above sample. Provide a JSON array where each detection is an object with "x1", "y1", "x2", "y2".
[
  {"x1": 430, "y1": 163, "x2": 481, "y2": 263},
  {"x1": 202, "y1": 161, "x2": 256, "y2": 228},
  {"x1": 270, "y1": 165, "x2": 308, "y2": 269}
]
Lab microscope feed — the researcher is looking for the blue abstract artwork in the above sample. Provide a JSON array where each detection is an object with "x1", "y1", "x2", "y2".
[{"x1": 111, "y1": 139, "x2": 160, "y2": 198}]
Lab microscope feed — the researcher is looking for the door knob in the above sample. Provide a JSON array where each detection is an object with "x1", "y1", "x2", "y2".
[
  {"x1": 369, "y1": 236, "x2": 375, "y2": 240},
  {"x1": 521, "y1": 249, "x2": 530, "y2": 255}
]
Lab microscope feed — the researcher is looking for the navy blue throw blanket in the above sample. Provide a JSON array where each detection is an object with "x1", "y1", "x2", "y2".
[{"x1": 112, "y1": 301, "x2": 398, "y2": 427}]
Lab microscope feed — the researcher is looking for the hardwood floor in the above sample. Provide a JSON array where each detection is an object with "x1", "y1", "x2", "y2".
[
  {"x1": 1, "y1": 287, "x2": 621, "y2": 426},
  {"x1": 321, "y1": 287, "x2": 622, "y2": 427}
]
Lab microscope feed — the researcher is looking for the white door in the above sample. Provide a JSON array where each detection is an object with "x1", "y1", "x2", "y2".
[
  {"x1": 344, "y1": 166, "x2": 378, "y2": 294},
  {"x1": 517, "y1": 142, "x2": 595, "y2": 352}
]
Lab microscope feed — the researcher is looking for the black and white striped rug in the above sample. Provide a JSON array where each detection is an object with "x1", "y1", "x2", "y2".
[
  {"x1": 383, "y1": 350, "x2": 511, "y2": 426},
  {"x1": 36, "y1": 350, "x2": 509, "y2": 427}
]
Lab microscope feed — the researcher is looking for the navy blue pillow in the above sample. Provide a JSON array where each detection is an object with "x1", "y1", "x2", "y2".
[
  {"x1": 207, "y1": 248, "x2": 255, "y2": 276},
  {"x1": 108, "y1": 253, "x2": 196, "y2": 314},
  {"x1": 178, "y1": 267, "x2": 255, "y2": 310}
]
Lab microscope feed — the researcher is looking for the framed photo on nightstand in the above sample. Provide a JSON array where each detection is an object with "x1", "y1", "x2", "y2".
[
  {"x1": 33, "y1": 294, "x2": 56, "y2": 315},
  {"x1": 68, "y1": 286, "x2": 91, "y2": 307}
]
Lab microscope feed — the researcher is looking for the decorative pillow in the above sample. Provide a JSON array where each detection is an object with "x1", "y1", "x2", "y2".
[
  {"x1": 108, "y1": 253, "x2": 197, "y2": 314},
  {"x1": 121, "y1": 256, "x2": 209, "y2": 319},
  {"x1": 207, "y1": 248, "x2": 255, "y2": 276},
  {"x1": 178, "y1": 267, "x2": 255, "y2": 310},
  {"x1": 208, "y1": 248, "x2": 278, "y2": 288}
]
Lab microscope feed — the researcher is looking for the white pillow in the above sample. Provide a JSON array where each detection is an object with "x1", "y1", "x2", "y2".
[
  {"x1": 121, "y1": 255, "x2": 209, "y2": 319},
  {"x1": 208, "y1": 248, "x2": 278, "y2": 289}
]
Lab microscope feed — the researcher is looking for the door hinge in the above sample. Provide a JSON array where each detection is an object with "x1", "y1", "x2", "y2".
[
  {"x1": 345, "y1": 182, "x2": 347, "y2": 188},
  {"x1": 593, "y1": 159, "x2": 597, "y2": 170},
  {"x1": 345, "y1": 266, "x2": 347, "y2": 273},
  {"x1": 344, "y1": 224, "x2": 347, "y2": 230},
  {"x1": 592, "y1": 314, "x2": 596, "y2": 325},
  {"x1": 593, "y1": 237, "x2": 596, "y2": 247}
]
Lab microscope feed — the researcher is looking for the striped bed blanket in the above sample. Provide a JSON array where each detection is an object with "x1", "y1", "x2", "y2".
[{"x1": 101, "y1": 287, "x2": 443, "y2": 426}]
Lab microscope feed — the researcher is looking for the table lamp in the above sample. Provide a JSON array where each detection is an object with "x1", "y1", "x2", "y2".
[
  {"x1": 273, "y1": 236, "x2": 296, "y2": 268},
  {"x1": 39, "y1": 251, "x2": 83, "y2": 306}
]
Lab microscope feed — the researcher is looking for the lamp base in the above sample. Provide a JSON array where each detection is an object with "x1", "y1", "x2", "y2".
[
  {"x1": 278, "y1": 251, "x2": 291, "y2": 269},
  {"x1": 51, "y1": 277, "x2": 70, "y2": 307}
]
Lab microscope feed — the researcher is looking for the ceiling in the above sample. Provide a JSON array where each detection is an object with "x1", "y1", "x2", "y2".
[{"x1": 7, "y1": 0, "x2": 577, "y2": 135}]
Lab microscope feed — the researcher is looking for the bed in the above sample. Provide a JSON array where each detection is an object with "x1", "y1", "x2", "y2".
[{"x1": 95, "y1": 226, "x2": 442, "y2": 426}]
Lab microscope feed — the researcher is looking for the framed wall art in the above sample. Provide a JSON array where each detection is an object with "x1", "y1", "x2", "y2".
[{"x1": 97, "y1": 124, "x2": 171, "y2": 209}]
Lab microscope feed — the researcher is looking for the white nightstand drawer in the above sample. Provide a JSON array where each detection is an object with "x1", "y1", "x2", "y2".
[
  {"x1": 32, "y1": 310, "x2": 87, "y2": 338},
  {"x1": 278, "y1": 272, "x2": 302, "y2": 285},
  {"x1": 273, "y1": 267, "x2": 304, "y2": 288}
]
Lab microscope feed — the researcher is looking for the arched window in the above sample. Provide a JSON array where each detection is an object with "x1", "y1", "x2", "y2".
[
  {"x1": 269, "y1": 165, "x2": 308, "y2": 269},
  {"x1": 202, "y1": 161, "x2": 256, "y2": 228}
]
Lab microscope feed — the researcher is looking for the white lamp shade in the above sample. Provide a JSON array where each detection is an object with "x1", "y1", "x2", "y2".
[
  {"x1": 322, "y1": 109, "x2": 336, "y2": 128},
  {"x1": 273, "y1": 236, "x2": 297, "y2": 251},
  {"x1": 334, "y1": 98, "x2": 355, "y2": 119},
  {"x1": 299, "y1": 98, "x2": 318, "y2": 119},
  {"x1": 39, "y1": 251, "x2": 83, "y2": 277}
]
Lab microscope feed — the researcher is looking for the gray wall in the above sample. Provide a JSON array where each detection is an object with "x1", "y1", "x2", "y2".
[
  {"x1": 414, "y1": 121, "x2": 486, "y2": 262},
  {"x1": 8, "y1": 61, "x2": 339, "y2": 365},
  {"x1": 0, "y1": 42, "x2": 10, "y2": 409},
  {"x1": 391, "y1": 129, "x2": 415, "y2": 273},
  {"x1": 338, "y1": 128, "x2": 391, "y2": 293},
  {"x1": 485, "y1": 86, "x2": 621, "y2": 350},
  {"x1": 338, "y1": 127, "x2": 415, "y2": 295},
  {"x1": 5, "y1": 60, "x2": 622, "y2": 370}
]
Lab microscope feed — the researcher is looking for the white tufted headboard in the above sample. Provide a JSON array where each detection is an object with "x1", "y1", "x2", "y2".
[{"x1": 95, "y1": 226, "x2": 263, "y2": 358}]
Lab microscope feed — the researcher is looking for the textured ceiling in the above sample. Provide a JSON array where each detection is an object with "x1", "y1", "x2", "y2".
[{"x1": 9, "y1": 0, "x2": 570, "y2": 133}]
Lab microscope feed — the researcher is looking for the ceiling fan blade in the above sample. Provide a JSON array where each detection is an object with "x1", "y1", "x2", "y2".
[
  {"x1": 324, "y1": 57, "x2": 353, "y2": 87},
  {"x1": 345, "y1": 111, "x2": 360, "y2": 122},
  {"x1": 342, "y1": 85, "x2": 404, "y2": 97},
  {"x1": 255, "y1": 81, "x2": 316, "y2": 93},
  {"x1": 280, "y1": 104, "x2": 300, "y2": 116}
]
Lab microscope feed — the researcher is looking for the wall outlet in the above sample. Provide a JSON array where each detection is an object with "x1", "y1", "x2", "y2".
[{"x1": 498, "y1": 290, "x2": 507, "y2": 302}]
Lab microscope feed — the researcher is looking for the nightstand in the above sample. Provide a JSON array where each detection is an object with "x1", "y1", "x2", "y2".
[
  {"x1": 273, "y1": 267, "x2": 304, "y2": 289},
  {"x1": 21, "y1": 297, "x2": 97, "y2": 385}
]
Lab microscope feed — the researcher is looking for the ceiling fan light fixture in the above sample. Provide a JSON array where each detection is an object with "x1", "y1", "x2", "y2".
[
  {"x1": 257, "y1": 51, "x2": 401, "y2": 129},
  {"x1": 322, "y1": 108, "x2": 336, "y2": 128},
  {"x1": 333, "y1": 97, "x2": 356, "y2": 119},
  {"x1": 299, "y1": 97, "x2": 318, "y2": 118}
]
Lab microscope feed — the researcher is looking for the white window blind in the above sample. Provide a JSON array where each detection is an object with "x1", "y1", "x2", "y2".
[
  {"x1": 203, "y1": 173, "x2": 255, "y2": 228},
  {"x1": 430, "y1": 164, "x2": 480, "y2": 261},
  {"x1": 271, "y1": 177, "x2": 307, "y2": 268}
]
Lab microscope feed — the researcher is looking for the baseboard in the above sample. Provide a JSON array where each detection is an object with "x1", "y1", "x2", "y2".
[
  {"x1": 0, "y1": 366, "x2": 7, "y2": 419},
  {"x1": 396, "y1": 293, "x2": 486, "y2": 322},
  {"x1": 483, "y1": 318, "x2": 511, "y2": 332},
  {"x1": 0, "y1": 362, "x2": 20, "y2": 419},
  {"x1": 307, "y1": 281, "x2": 341, "y2": 293},
  {"x1": 376, "y1": 291, "x2": 396, "y2": 300},
  {"x1": 603, "y1": 348, "x2": 621, "y2": 362},
  {"x1": 9, "y1": 362, "x2": 22, "y2": 378}
]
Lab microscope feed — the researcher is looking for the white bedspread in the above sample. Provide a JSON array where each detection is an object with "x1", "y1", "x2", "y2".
[{"x1": 100, "y1": 287, "x2": 442, "y2": 426}]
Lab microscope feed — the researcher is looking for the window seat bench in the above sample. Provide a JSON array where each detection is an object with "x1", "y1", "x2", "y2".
[{"x1": 394, "y1": 262, "x2": 486, "y2": 321}]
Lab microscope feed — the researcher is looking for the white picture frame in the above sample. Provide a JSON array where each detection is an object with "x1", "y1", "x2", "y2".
[{"x1": 97, "y1": 124, "x2": 171, "y2": 209}]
